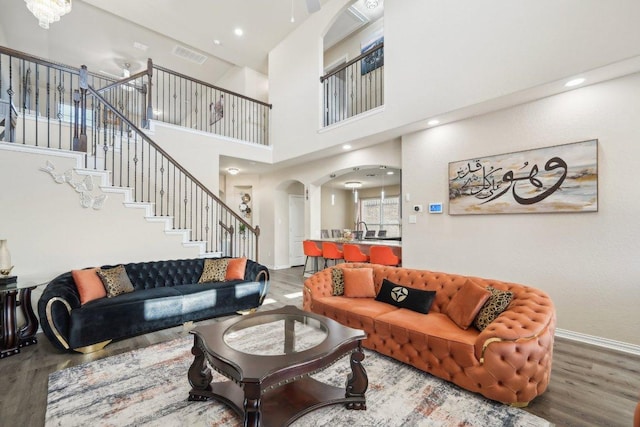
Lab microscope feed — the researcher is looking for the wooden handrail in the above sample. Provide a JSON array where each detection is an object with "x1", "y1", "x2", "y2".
[
  {"x1": 320, "y1": 42, "x2": 384, "y2": 83},
  {"x1": 85, "y1": 83, "x2": 258, "y2": 234}
]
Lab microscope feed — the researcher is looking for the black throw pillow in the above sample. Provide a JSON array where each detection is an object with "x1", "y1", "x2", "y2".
[{"x1": 375, "y1": 279, "x2": 436, "y2": 314}]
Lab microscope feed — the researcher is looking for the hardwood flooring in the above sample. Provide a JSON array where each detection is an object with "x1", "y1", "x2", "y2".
[{"x1": 1, "y1": 266, "x2": 638, "y2": 426}]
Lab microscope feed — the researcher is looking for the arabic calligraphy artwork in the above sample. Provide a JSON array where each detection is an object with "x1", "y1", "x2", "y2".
[{"x1": 448, "y1": 139, "x2": 598, "y2": 215}]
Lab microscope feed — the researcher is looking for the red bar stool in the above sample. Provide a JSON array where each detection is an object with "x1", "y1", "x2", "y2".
[
  {"x1": 369, "y1": 245, "x2": 400, "y2": 266},
  {"x1": 302, "y1": 240, "x2": 323, "y2": 276},
  {"x1": 322, "y1": 242, "x2": 344, "y2": 268},
  {"x1": 343, "y1": 243, "x2": 369, "y2": 263}
]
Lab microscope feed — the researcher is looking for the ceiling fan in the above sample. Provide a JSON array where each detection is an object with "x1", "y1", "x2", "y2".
[{"x1": 306, "y1": 0, "x2": 321, "y2": 13}]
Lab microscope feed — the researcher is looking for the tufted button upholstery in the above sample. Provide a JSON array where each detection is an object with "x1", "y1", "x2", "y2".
[
  {"x1": 303, "y1": 263, "x2": 555, "y2": 406},
  {"x1": 38, "y1": 257, "x2": 270, "y2": 352}
]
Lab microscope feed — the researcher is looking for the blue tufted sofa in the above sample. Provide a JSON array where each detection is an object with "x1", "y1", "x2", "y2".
[{"x1": 38, "y1": 257, "x2": 269, "y2": 353}]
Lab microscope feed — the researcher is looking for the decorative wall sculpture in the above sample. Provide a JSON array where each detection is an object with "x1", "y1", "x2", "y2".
[
  {"x1": 448, "y1": 139, "x2": 598, "y2": 215},
  {"x1": 40, "y1": 161, "x2": 107, "y2": 210}
]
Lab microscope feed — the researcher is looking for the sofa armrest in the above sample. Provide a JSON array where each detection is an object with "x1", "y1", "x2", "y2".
[
  {"x1": 474, "y1": 286, "x2": 555, "y2": 361},
  {"x1": 475, "y1": 286, "x2": 555, "y2": 360},
  {"x1": 303, "y1": 268, "x2": 334, "y2": 311},
  {"x1": 37, "y1": 272, "x2": 81, "y2": 351}
]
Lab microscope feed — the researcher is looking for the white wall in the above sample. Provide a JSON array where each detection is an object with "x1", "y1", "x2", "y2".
[
  {"x1": 0, "y1": 146, "x2": 201, "y2": 302},
  {"x1": 148, "y1": 120, "x2": 273, "y2": 194},
  {"x1": 401, "y1": 72, "x2": 640, "y2": 346},
  {"x1": 269, "y1": 0, "x2": 640, "y2": 163},
  {"x1": 321, "y1": 188, "x2": 353, "y2": 231},
  {"x1": 216, "y1": 66, "x2": 269, "y2": 104}
]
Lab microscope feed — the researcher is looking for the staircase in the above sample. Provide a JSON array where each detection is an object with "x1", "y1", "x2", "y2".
[{"x1": 0, "y1": 46, "x2": 264, "y2": 261}]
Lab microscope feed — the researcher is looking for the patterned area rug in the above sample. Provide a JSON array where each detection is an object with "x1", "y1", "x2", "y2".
[{"x1": 46, "y1": 334, "x2": 551, "y2": 427}]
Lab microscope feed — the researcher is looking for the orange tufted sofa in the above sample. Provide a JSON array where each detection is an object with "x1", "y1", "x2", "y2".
[{"x1": 303, "y1": 263, "x2": 556, "y2": 406}]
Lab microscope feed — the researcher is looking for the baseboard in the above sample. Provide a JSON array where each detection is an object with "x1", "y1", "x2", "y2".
[{"x1": 555, "y1": 328, "x2": 640, "y2": 356}]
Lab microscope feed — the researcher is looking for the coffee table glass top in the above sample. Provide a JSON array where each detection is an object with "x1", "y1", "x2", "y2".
[{"x1": 224, "y1": 313, "x2": 328, "y2": 356}]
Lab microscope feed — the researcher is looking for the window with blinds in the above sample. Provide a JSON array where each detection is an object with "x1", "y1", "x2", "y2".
[{"x1": 360, "y1": 196, "x2": 400, "y2": 236}]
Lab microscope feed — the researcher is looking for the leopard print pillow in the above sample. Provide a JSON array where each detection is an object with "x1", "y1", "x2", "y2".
[
  {"x1": 198, "y1": 258, "x2": 229, "y2": 283},
  {"x1": 97, "y1": 265, "x2": 135, "y2": 298},
  {"x1": 331, "y1": 268, "x2": 345, "y2": 296},
  {"x1": 473, "y1": 286, "x2": 514, "y2": 331}
]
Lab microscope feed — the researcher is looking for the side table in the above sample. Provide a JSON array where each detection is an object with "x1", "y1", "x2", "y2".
[{"x1": 1, "y1": 278, "x2": 43, "y2": 358}]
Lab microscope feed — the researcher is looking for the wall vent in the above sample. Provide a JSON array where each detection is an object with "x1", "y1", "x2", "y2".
[{"x1": 172, "y1": 45, "x2": 208, "y2": 65}]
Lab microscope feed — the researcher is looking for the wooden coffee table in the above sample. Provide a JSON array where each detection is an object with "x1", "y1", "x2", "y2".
[{"x1": 187, "y1": 305, "x2": 368, "y2": 426}]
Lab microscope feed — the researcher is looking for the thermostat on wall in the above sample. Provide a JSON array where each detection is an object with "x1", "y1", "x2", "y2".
[{"x1": 428, "y1": 203, "x2": 443, "y2": 214}]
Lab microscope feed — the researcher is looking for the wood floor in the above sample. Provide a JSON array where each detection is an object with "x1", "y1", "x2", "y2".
[{"x1": 1, "y1": 266, "x2": 638, "y2": 426}]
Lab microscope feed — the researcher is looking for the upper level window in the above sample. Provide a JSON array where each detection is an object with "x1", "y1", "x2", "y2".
[{"x1": 322, "y1": 1, "x2": 384, "y2": 127}]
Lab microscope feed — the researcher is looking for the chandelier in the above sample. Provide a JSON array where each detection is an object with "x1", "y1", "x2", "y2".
[{"x1": 25, "y1": 0, "x2": 72, "y2": 29}]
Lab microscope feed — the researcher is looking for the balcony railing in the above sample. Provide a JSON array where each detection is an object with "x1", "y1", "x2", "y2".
[
  {"x1": 321, "y1": 42, "x2": 384, "y2": 126},
  {"x1": 0, "y1": 45, "x2": 261, "y2": 259},
  {"x1": 151, "y1": 63, "x2": 271, "y2": 145}
]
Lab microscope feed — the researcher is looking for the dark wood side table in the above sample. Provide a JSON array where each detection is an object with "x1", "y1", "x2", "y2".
[
  {"x1": 188, "y1": 305, "x2": 368, "y2": 427},
  {"x1": 1, "y1": 279, "x2": 43, "y2": 358}
]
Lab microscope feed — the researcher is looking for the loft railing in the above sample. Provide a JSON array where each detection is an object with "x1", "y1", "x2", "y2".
[
  {"x1": 150, "y1": 62, "x2": 271, "y2": 145},
  {"x1": 320, "y1": 42, "x2": 384, "y2": 127},
  {"x1": 0, "y1": 46, "x2": 260, "y2": 259}
]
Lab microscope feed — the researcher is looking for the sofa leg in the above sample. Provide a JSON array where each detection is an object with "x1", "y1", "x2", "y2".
[
  {"x1": 236, "y1": 308, "x2": 257, "y2": 316},
  {"x1": 74, "y1": 339, "x2": 112, "y2": 354},
  {"x1": 509, "y1": 401, "x2": 529, "y2": 408}
]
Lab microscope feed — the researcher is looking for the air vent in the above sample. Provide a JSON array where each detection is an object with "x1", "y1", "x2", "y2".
[{"x1": 172, "y1": 45, "x2": 208, "y2": 65}]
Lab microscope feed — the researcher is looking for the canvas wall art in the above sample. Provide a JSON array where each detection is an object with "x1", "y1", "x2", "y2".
[
  {"x1": 448, "y1": 139, "x2": 598, "y2": 215},
  {"x1": 360, "y1": 31, "x2": 384, "y2": 75}
]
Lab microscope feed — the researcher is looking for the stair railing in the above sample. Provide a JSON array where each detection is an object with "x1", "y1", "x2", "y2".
[
  {"x1": 320, "y1": 42, "x2": 384, "y2": 126},
  {"x1": 0, "y1": 46, "x2": 261, "y2": 260},
  {"x1": 81, "y1": 65, "x2": 260, "y2": 259}
]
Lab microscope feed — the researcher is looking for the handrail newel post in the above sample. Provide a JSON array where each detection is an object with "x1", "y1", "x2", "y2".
[
  {"x1": 145, "y1": 58, "x2": 153, "y2": 129},
  {"x1": 78, "y1": 65, "x2": 88, "y2": 154}
]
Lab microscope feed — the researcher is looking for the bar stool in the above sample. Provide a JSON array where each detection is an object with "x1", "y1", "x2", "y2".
[
  {"x1": 322, "y1": 242, "x2": 344, "y2": 268},
  {"x1": 369, "y1": 245, "x2": 400, "y2": 266},
  {"x1": 302, "y1": 240, "x2": 323, "y2": 276},
  {"x1": 343, "y1": 243, "x2": 369, "y2": 263}
]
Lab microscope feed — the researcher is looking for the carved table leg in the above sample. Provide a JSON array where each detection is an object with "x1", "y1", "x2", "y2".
[
  {"x1": 1, "y1": 290, "x2": 19, "y2": 358},
  {"x1": 243, "y1": 383, "x2": 261, "y2": 427},
  {"x1": 18, "y1": 287, "x2": 38, "y2": 347},
  {"x1": 188, "y1": 336, "x2": 213, "y2": 401},
  {"x1": 345, "y1": 344, "x2": 368, "y2": 410}
]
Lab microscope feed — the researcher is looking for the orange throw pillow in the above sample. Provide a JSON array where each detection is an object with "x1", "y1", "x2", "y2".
[
  {"x1": 446, "y1": 279, "x2": 491, "y2": 329},
  {"x1": 72, "y1": 268, "x2": 107, "y2": 305},
  {"x1": 342, "y1": 268, "x2": 376, "y2": 298},
  {"x1": 225, "y1": 257, "x2": 248, "y2": 280}
]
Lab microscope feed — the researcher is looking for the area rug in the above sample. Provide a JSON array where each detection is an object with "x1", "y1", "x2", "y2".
[{"x1": 46, "y1": 334, "x2": 551, "y2": 427}]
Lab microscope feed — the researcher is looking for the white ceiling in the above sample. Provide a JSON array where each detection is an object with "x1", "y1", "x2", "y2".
[{"x1": 1, "y1": 0, "x2": 382, "y2": 88}]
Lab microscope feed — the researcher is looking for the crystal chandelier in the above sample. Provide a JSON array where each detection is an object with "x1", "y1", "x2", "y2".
[{"x1": 25, "y1": 0, "x2": 72, "y2": 29}]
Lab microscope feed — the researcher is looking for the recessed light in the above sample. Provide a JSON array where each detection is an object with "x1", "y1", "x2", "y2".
[
  {"x1": 227, "y1": 168, "x2": 239, "y2": 175},
  {"x1": 387, "y1": 171, "x2": 394, "y2": 175},
  {"x1": 213, "y1": 39, "x2": 221, "y2": 45},
  {"x1": 234, "y1": 28, "x2": 243, "y2": 37},
  {"x1": 427, "y1": 119, "x2": 440, "y2": 126},
  {"x1": 342, "y1": 144, "x2": 352, "y2": 150},
  {"x1": 565, "y1": 78, "x2": 585, "y2": 88},
  {"x1": 344, "y1": 182, "x2": 362, "y2": 189}
]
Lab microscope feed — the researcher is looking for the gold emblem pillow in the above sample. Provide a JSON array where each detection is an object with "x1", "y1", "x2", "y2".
[
  {"x1": 97, "y1": 265, "x2": 135, "y2": 298},
  {"x1": 473, "y1": 286, "x2": 514, "y2": 331},
  {"x1": 198, "y1": 258, "x2": 229, "y2": 283}
]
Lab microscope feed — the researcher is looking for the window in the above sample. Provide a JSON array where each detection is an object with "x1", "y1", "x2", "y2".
[{"x1": 359, "y1": 196, "x2": 400, "y2": 236}]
